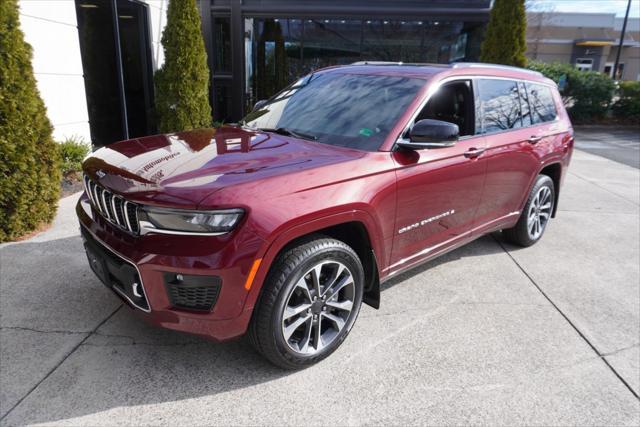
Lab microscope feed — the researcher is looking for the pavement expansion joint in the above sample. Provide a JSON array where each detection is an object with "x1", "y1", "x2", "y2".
[
  {"x1": 0, "y1": 305, "x2": 124, "y2": 423},
  {"x1": 0, "y1": 326, "x2": 89, "y2": 335},
  {"x1": 493, "y1": 235, "x2": 640, "y2": 401}
]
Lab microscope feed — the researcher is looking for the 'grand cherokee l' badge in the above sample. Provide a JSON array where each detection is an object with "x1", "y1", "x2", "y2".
[{"x1": 398, "y1": 210, "x2": 456, "y2": 234}]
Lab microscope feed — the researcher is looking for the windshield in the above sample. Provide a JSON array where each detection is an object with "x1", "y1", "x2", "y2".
[{"x1": 241, "y1": 72, "x2": 425, "y2": 151}]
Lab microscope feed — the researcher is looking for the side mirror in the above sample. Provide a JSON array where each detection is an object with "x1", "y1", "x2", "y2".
[
  {"x1": 253, "y1": 99, "x2": 268, "y2": 111},
  {"x1": 397, "y1": 119, "x2": 459, "y2": 150}
]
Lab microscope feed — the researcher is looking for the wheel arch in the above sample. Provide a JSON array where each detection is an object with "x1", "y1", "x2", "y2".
[
  {"x1": 244, "y1": 211, "x2": 384, "y2": 314},
  {"x1": 538, "y1": 162, "x2": 562, "y2": 218}
]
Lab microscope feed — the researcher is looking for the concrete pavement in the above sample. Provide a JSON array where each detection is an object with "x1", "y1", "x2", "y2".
[
  {"x1": 574, "y1": 126, "x2": 640, "y2": 169},
  {"x1": 1, "y1": 139, "x2": 639, "y2": 425}
]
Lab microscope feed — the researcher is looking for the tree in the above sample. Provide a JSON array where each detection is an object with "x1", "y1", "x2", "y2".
[
  {"x1": 154, "y1": 0, "x2": 212, "y2": 133},
  {"x1": 480, "y1": 0, "x2": 527, "y2": 67},
  {"x1": 0, "y1": 0, "x2": 61, "y2": 242}
]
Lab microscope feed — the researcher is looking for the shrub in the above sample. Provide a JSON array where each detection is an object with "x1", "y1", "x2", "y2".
[
  {"x1": 59, "y1": 136, "x2": 90, "y2": 176},
  {"x1": 527, "y1": 61, "x2": 615, "y2": 122},
  {"x1": 0, "y1": 0, "x2": 61, "y2": 242},
  {"x1": 154, "y1": 0, "x2": 212, "y2": 133},
  {"x1": 613, "y1": 81, "x2": 640, "y2": 121},
  {"x1": 479, "y1": 0, "x2": 527, "y2": 67}
]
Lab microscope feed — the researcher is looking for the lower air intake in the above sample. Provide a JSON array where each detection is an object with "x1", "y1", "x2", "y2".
[{"x1": 163, "y1": 273, "x2": 222, "y2": 312}]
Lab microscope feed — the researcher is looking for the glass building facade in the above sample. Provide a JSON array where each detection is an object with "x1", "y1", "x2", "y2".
[{"x1": 204, "y1": 0, "x2": 492, "y2": 122}]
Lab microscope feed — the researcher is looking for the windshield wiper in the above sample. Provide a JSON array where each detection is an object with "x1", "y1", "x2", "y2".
[{"x1": 259, "y1": 127, "x2": 317, "y2": 141}]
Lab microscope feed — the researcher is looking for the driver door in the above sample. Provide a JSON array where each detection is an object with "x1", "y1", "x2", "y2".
[{"x1": 388, "y1": 79, "x2": 487, "y2": 273}]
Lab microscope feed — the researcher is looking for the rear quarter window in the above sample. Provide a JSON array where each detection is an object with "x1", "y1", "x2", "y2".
[{"x1": 527, "y1": 83, "x2": 557, "y2": 124}]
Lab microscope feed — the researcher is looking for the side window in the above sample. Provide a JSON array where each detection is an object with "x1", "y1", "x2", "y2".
[
  {"x1": 518, "y1": 82, "x2": 532, "y2": 127},
  {"x1": 415, "y1": 80, "x2": 475, "y2": 137},
  {"x1": 476, "y1": 79, "x2": 522, "y2": 134},
  {"x1": 527, "y1": 83, "x2": 557, "y2": 124}
]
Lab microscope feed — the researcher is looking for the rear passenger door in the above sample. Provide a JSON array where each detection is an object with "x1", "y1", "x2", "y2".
[{"x1": 473, "y1": 78, "x2": 547, "y2": 229}]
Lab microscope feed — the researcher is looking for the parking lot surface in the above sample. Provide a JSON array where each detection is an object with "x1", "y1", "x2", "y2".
[
  {"x1": 1, "y1": 131, "x2": 639, "y2": 425},
  {"x1": 574, "y1": 125, "x2": 639, "y2": 169}
]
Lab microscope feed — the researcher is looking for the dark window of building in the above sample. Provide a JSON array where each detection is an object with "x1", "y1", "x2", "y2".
[
  {"x1": 117, "y1": 0, "x2": 155, "y2": 139},
  {"x1": 241, "y1": 17, "x2": 485, "y2": 121},
  {"x1": 416, "y1": 80, "x2": 475, "y2": 136},
  {"x1": 242, "y1": 72, "x2": 425, "y2": 152},
  {"x1": 76, "y1": 0, "x2": 124, "y2": 146},
  {"x1": 527, "y1": 83, "x2": 557, "y2": 124},
  {"x1": 244, "y1": 18, "x2": 304, "y2": 109},
  {"x1": 476, "y1": 79, "x2": 522, "y2": 134},
  {"x1": 362, "y1": 20, "x2": 422, "y2": 62},
  {"x1": 213, "y1": 81, "x2": 232, "y2": 123},
  {"x1": 75, "y1": 0, "x2": 155, "y2": 146},
  {"x1": 302, "y1": 19, "x2": 361, "y2": 72},
  {"x1": 213, "y1": 17, "x2": 232, "y2": 73}
]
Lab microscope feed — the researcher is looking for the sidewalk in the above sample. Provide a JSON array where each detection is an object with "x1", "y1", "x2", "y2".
[{"x1": 1, "y1": 146, "x2": 638, "y2": 425}]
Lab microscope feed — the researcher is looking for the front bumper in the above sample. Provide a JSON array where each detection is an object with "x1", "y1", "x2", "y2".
[{"x1": 76, "y1": 195, "x2": 264, "y2": 341}]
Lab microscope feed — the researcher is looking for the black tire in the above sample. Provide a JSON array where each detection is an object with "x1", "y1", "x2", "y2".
[
  {"x1": 503, "y1": 174, "x2": 555, "y2": 247},
  {"x1": 248, "y1": 235, "x2": 364, "y2": 369}
]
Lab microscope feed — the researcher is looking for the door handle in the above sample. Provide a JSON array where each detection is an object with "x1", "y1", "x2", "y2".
[
  {"x1": 464, "y1": 147, "x2": 485, "y2": 159},
  {"x1": 528, "y1": 135, "x2": 543, "y2": 144}
]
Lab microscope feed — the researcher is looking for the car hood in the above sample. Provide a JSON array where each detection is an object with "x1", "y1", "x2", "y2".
[{"x1": 83, "y1": 125, "x2": 364, "y2": 208}]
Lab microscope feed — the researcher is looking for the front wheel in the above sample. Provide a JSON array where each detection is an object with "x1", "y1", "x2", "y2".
[
  {"x1": 503, "y1": 174, "x2": 555, "y2": 247},
  {"x1": 248, "y1": 236, "x2": 364, "y2": 369}
]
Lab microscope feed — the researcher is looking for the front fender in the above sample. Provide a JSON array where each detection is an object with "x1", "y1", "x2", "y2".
[{"x1": 241, "y1": 208, "x2": 387, "y2": 313}]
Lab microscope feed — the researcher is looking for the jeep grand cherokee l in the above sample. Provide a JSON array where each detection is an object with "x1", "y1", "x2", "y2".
[{"x1": 77, "y1": 62, "x2": 573, "y2": 368}]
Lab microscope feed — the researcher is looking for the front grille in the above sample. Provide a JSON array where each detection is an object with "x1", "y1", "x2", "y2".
[
  {"x1": 84, "y1": 175, "x2": 139, "y2": 234},
  {"x1": 164, "y1": 273, "x2": 222, "y2": 312}
]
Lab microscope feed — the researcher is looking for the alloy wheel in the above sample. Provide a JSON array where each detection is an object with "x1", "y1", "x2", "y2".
[
  {"x1": 281, "y1": 260, "x2": 355, "y2": 355},
  {"x1": 527, "y1": 186, "x2": 553, "y2": 240}
]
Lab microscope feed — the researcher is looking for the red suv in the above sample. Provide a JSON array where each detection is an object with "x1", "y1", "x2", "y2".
[{"x1": 78, "y1": 63, "x2": 573, "y2": 368}]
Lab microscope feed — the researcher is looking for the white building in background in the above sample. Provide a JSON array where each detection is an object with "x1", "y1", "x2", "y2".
[{"x1": 18, "y1": 0, "x2": 169, "y2": 144}]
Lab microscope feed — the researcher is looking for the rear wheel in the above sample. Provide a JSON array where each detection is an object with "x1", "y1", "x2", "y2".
[
  {"x1": 248, "y1": 236, "x2": 364, "y2": 369},
  {"x1": 503, "y1": 174, "x2": 555, "y2": 247}
]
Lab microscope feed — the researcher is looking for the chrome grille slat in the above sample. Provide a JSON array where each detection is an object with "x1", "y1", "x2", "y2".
[
  {"x1": 100, "y1": 190, "x2": 111, "y2": 220},
  {"x1": 90, "y1": 181, "x2": 99, "y2": 209},
  {"x1": 127, "y1": 203, "x2": 139, "y2": 234},
  {"x1": 110, "y1": 196, "x2": 121, "y2": 226},
  {"x1": 84, "y1": 176, "x2": 139, "y2": 235},
  {"x1": 114, "y1": 196, "x2": 127, "y2": 225},
  {"x1": 95, "y1": 187, "x2": 104, "y2": 214},
  {"x1": 123, "y1": 201, "x2": 133, "y2": 231}
]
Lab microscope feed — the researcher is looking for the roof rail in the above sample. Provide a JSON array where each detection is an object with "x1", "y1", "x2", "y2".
[
  {"x1": 349, "y1": 61, "x2": 544, "y2": 77},
  {"x1": 351, "y1": 61, "x2": 405, "y2": 66},
  {"x1": 451, "y1": 62, "x2": 543, "y2": 76},
  {"x1": 350, "y1": 61, "x2": 450, "y2": 68}
]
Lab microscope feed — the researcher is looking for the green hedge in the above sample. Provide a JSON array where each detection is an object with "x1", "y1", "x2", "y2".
[
  {"x1": 527, "y1": 61, "x2": 616, "y2": 122},
  {"x1": 613, "y1": 81, "x2": 640, "y2": 121},
  {"x1": 0, "y1": 0, "x2": 61, "y2": 242},
  {"x1": 59, "y1": 136, "x2": 90, "y2": 176}
]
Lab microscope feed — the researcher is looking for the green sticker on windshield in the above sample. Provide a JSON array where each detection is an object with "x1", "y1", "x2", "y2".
[{"x1": 359, "y1": 128, "x2": 374, "y2": 137}]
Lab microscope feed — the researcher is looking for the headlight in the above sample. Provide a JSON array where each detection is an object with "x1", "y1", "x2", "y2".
[{"x1": 138, "y1": 207, "x2": 244, "y2": 235}]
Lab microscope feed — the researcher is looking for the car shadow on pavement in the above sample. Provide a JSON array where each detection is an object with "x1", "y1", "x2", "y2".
[
  {"x1": 381, "y1": 233, "x2": 508, "y2": 292},
  {"x1": 1, "y1": 234, "x2": 292, "y2": 424},
  {"x1": 1, "y1": 231, "x2": 511, "y2": 424}
]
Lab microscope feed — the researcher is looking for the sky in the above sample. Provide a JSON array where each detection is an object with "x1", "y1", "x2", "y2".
[{"x1": 527, "y1": 0, "x2": 640, "y2": 17}]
